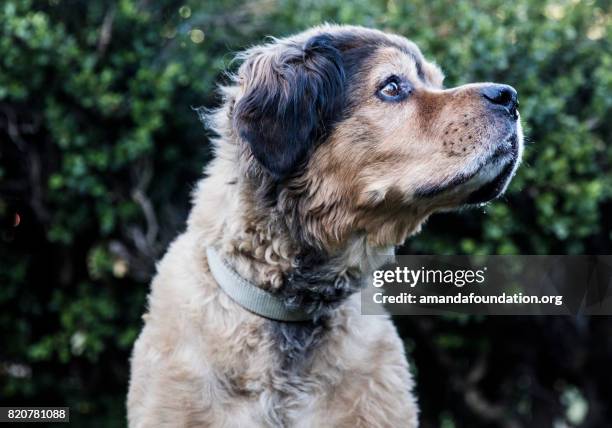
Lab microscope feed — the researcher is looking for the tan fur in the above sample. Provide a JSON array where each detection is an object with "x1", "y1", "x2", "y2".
[{"x1": 128, "y1": 24, "x2": 522, "y2": 427}]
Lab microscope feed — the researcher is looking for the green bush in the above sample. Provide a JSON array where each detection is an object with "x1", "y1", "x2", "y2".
[{"x1": 1, "y1": 0, "x2": 610, "y2": 426}]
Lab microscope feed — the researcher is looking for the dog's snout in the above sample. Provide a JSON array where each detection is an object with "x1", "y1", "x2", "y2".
[{"x1": 481, "y1": 84, "x2": 518, "y2": 119}]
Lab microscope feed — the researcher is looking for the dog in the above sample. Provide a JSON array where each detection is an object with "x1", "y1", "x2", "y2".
[{"x1": 127, "y1": 24, "x2": 522, "y2": 427}]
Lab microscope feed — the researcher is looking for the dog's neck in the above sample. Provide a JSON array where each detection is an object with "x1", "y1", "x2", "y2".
[{"x1": 189, "y1": 147, "x2": 394, "y2": 319}]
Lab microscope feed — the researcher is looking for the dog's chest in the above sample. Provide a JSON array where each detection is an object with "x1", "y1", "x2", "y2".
[{"x1": 216, "y1": 320, "x2": 340, "y2": 426}]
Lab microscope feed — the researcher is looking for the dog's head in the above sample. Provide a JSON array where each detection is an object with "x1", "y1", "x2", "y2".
[{"x1": 230, "y1": 25, "x2": 523, "y2": 249}]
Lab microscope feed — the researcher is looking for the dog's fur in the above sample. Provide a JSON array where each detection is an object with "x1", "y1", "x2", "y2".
[{"x1": 127, "y1": 24, "x2": 522, "y2": 427}]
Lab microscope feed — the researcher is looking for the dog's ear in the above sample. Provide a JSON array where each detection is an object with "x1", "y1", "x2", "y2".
[{"x1": 233, "y1": 34, "x2": 345, "y2": 180}]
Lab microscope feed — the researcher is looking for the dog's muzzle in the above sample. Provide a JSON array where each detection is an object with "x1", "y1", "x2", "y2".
[{"x1": 466, "y1": 132, "x2": 520, "y2": 204}]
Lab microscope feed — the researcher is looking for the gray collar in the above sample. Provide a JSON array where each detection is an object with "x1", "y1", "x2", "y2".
[{"x1": 206, "y1": 247, "x2": 311, "y2": 322}]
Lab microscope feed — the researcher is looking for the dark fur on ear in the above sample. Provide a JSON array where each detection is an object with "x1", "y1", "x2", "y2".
[{"x1": 233, "y1": 34, "x2": 346, "y2": 180}]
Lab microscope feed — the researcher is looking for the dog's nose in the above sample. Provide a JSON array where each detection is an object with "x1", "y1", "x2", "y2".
[{"x1": 481, "y1": 84, "x2": 518, "y2": 119}]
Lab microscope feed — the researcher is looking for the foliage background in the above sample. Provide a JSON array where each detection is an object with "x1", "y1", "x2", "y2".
[{"x1": 0, "y1": 0, "x2": 610, "y2": 426}]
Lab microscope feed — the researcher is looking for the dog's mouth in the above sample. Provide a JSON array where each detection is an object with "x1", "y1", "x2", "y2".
[
  {"x1": 415, "y1": 132, "x2": 520, "y2": 202},
  {"x1": 465, "y1": 133, "x2": 520, "y2": 204}
]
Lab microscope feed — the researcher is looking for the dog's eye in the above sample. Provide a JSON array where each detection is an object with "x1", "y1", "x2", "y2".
[
  {"x1": 382, "y1": 82, "x2": 400, "y2": 97},
  {"x1": 377, "y1": 77, "x2": 410, "y2": 102}
]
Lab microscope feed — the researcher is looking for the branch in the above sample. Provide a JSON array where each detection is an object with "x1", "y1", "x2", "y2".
[
  {"x1": 130, "y1": 159, "x2": 159, "y2": 258},
  {"x1": 97, "y1": 5, "x2": 116, "y2": 57}
]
